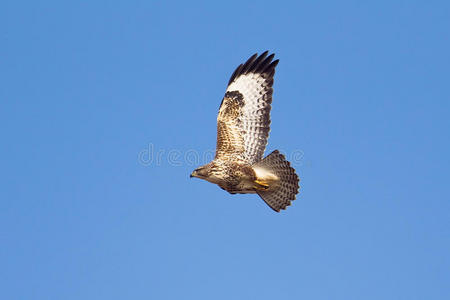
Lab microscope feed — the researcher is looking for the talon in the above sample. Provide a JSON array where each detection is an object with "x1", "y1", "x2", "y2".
[{"x1": 254, "y1": 179, "x2": 269, "y2": 190}]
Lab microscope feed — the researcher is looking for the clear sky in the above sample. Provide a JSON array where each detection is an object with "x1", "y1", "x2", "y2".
[{"x1": 1, "y1": 1, "x2": 449, "y2": 299}]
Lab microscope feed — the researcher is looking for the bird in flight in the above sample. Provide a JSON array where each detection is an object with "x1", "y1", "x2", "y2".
[{"x1": 190, "y1": 51, "x2": 300, "y2": 212}]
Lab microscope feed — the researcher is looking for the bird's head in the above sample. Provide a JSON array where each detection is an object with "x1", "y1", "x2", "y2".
[
  {"x1": 191, "y1": 160, "x2": 223, "y2": 184},
  {"x1": 190, "y1": 164, "x2": 212, "y2": 179}
]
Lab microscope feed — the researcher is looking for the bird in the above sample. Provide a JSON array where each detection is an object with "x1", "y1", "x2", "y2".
[{"x1": 190, "y1": 51, "x2": 300, "y2": 212}]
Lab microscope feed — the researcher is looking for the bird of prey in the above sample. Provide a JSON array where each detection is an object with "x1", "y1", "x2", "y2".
[{"x1": 190, "y1": 51, "x2": 300, "y2": 212}]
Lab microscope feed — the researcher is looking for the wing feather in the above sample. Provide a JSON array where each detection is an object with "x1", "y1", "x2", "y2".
[{"x1": 216, "y1": 52, "x2": 278, "y2": 164}]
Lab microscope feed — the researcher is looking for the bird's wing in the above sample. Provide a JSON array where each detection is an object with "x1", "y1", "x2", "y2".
[{"x1": 215, "y1": 51, "x2": 278, "y2": 164}]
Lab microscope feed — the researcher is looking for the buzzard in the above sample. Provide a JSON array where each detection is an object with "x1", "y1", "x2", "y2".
[{"x1": 190, "y1": 51, "x2": 300, "y2": 212}]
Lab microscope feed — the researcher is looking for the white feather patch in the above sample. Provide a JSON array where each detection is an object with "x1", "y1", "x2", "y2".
[
  {"x1": 253, "y1": 166, "x2": 279, "y2": 182},
  {"x1": 227, "y1": 73, "x2": 266, "y2": 103},
  {"x1": 225, "y1": 72, "x2": 272, "y2": 164}
]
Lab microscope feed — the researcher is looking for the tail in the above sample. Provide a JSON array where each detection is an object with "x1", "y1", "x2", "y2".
[{"x1": 253, "y1": 150, "x2": 300, "y2": 212}]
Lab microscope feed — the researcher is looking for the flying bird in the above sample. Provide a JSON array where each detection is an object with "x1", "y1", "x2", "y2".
[{"x1": 190, "y1": 51, "x2": 300, "y2": 212}]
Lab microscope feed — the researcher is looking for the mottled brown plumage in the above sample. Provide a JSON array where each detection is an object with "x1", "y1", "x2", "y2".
[{"x1": 191, "y1": 52, "x2": 300, "y2": 212}]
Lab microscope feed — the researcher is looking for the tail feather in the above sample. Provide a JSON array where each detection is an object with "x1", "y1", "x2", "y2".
[{"x1": 253, "y1": 150, "x2": 300, "y2": 212}]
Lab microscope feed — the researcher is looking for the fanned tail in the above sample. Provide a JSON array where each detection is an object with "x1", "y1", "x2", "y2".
[{"x1": 253, "y1": 150, "x2": 300, "y2": 212}]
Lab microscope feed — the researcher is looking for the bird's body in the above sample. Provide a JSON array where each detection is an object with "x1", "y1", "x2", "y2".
[
  {"x1": 191, "y1": 52, "x2": 300, "y2": 212},
  {"x1": 200, "y1": 160, "x2": 257, "y2": 194}
]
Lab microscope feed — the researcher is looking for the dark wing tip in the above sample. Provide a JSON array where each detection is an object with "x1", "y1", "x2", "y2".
[
  {"x1": 227, "y1": 63, "x2": 244, "y2": 85},
  {"x1": 227, "y1": 51, "x2": 278, "y2": 86},
  {"x1": 241, "y1": 53, "x2": 259, "y2": 73}
]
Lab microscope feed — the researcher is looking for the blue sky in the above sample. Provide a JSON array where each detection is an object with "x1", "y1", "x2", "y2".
[{"x1": 1, "y1": 1, "x2": 449, "y2": 299}]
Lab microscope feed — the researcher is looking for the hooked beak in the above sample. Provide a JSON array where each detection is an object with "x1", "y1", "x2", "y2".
[{"x1": 190, "y1": 171, "x2": 196, "y2": 178}]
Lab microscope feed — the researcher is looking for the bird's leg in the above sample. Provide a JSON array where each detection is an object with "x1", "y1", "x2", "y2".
[{"x1": 254, "y1": 179, "x2": 269, "y2": 190}]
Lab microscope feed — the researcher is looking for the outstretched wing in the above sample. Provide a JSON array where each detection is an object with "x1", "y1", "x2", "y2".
[{"x1": 215, "y1": 51, "x2": 278, "y2": 164}]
